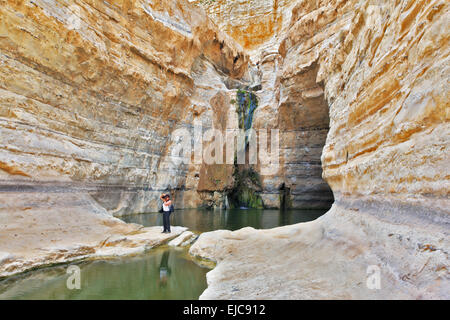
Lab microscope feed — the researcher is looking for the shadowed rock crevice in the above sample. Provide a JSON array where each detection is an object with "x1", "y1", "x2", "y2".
[
  {"x1": 227, "y1": 89, "x2": 264, "y2": 209},
  {"x1": 279, "y1": 183, "x2": 291, "y2": 210},
  {"x1": 277, "y1": 61, "x2": 334, "y2": 209},
  {"x1": 190, "y1": 0, "x2": 449, "y2": 299},
  {"x1": 0, "y1": 0, "x2": 252, "y2": 276}
]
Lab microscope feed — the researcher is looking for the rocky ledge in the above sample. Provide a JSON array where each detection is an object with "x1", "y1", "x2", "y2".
[
  {"x1": 190, "y1": 202, "x2": 448, "y2": 299},
  {"x1": 0, "y1": 191, "x2": 187, "y2": 278},
  {"x1": 189, "y1": 0, "x2": 449, "y2": 300}
]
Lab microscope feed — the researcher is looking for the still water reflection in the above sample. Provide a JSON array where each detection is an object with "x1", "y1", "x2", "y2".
[
  {"x1": 0, "y1": 247, "x2": 207, "y2": 300},
  {"x1": 122, "y1": 208, "x2": 326, "y2": 233},
  {"x1": 0, "y1": 208, "x2": 326, "y2": 299}
]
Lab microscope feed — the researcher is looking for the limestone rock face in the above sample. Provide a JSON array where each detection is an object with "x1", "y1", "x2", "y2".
[
  {"x1": 168, "y1": 230, "x2": 196, "y2": 247},
  {"x1": 193, "y1": 0, "x2": 297, "y2": 56},
  {"x1": 1, "y1": 0, "x2": 449, "y2": 298},
  {"x1": 191, "y1": 204, "x2": 449, "y2": 299},
  {"x1": 191, "y1": 0, "x2": 449, "y2": 299},
  {"x1": 195, "y1": 0, "x2": 335, "y2": 209},
  {"x1": 0, "y1": 0, "x2": 249, "y2": 275},
  {"x1": 279, "y1": 0, "x2": 449, "y2": 213},
  {"x1": 255, "y1": 57, "x2": 335, "y2": 209},
  {"x1": 0, "y1": 0, "x2": 248, "y2": 215},
  {"x1": 0, "y1": 188, "x2": 188, "y2": 277}
]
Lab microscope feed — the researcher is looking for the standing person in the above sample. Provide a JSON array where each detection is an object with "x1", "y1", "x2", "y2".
[{"x1": 160, "y1": 193, "x2": 174, "y2": 233}]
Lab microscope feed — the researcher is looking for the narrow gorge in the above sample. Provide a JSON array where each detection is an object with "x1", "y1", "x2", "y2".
[{"x1": 0, "y1": 0, "x2": 448, "y2": 299}]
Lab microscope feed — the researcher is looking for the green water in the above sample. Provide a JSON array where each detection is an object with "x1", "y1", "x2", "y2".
[
  {"x1": 0, "y1": 247, "x2": 207, "y2": 300},
  {"x1": 122, "y1": 208, "x2": 326, "y2": 233},
  {"x1": 0, "y1": 208, "x2": 326, "y2": 300}
]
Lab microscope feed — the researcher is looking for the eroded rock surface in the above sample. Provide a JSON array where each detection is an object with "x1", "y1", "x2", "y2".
[
  {"x1": 193, "y1": 0, "x2": 297, "y2": 57},
  {"x1": 0, "y1": 189, "x2": 187, "y2": 277},
  {"x1": 0, "y1": 0, "x2": 248, "y2": 276},
  {"x1": 191, "y1": 204, "x2": 448, "y2": 299},
  {"x1": 168, "y1": 230, "x2": 196, "y2": 247},
  {"x1": 0, "y1": 0, "x2": 448, "y2": 298},
  {"x1": 196, "y1": 0, "x2": 335, "y2": 209},
  {"x1": 0, "y1": 0, "x2": 249, "y2": 215},
  {"x1": 191, "y1": 0, "x2": 449, "y2": 299}
]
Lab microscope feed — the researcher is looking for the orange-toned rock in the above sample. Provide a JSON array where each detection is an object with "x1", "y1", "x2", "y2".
[
  {"x1": 0, "y1": 0, "x2": 249, "y2": 215},
  {"x1": 193, "y1": 0, "x2": 297, "y2": 57},
  {"x1": 194, "y1": 0, "x2": 335, "y2": 209},
  {"x1": 191, "y1": 0, "x2": 450, "y2": 299},
  {"x1": 1, "y1": 0, "x2": 448, "y2": 298},
  {"x1": 0, "y1": 0, "x2": 248, "y2": 276}
]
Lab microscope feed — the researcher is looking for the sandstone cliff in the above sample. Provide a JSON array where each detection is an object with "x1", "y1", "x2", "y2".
[
  {"x1": 191, "y1": 0, "x2": 449, "y2": 299},
  {"x1": 195, "y1": 0, "x2": 335, "y2": 209},
  {"x1": 0, "y1": 0, "x2": 249, "y2": 276},
  {"x1": 192, "y1": 0, "x2": 297, "y2": 57},
  {"x1": 0, "y1": 0, "x2": 249, "y2": 215},
  {"x1": 1, "y1": 0, "x2": 448, "y2": 298}
]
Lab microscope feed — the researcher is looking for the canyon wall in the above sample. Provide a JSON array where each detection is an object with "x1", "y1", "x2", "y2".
[
  {"x1": 195, "y1": 0, "x2": 335, "y2": 209},
  {"x1": 0, "y1": 0, "x2": 249, "y2": 216},
  {"x1": 191, "y1": 0, "x2": 449, "y2": 299},
  {"x1": 1, "y1": 0, "x2": 448, "y2": 297},
  {"x1": 283, "y1": 0, "x2": 449, "y2": 214},
  {"x1": 192, "y1": 0, "x2": 297, "y2": 56},
  {"x1": 0, "y1": 0, "x2": 250, "y2": 276},
  {"x1": 1, "y1": 0, "x2": 335, "y2": 220}
]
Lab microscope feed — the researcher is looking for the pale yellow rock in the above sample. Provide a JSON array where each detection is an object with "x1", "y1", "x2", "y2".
[
  {"x1": 0, "y1": 0, "x2": 249, "y2": 215},
  {"x1": 0, "y1": 0, "x2": 448, "y2": 300},
  {"x1": 0, "y1": 190, "x2": 187, "y2": 278},
  {"x1": 168, "y1": 231, "x2": 196, "y2": 247},
  {"x1": 191, "y1": 203, "x2": 449, "y2": 299},
  {"x1": 190, "y1": 0, "x2": 450, "y2": 299},
  {"x1": 193, "y1": 0, "x2": 298, "y2": 59},
  {"x1": 0, "y1": 0, "x2": 247, "y2": 276}
]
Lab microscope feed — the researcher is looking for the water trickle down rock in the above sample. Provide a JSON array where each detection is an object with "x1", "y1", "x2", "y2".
[
  {"x1": 227, "y1": 88, "x2": 265, "y2": 209},
  {"x1": 0, "y1": 0, "x2": 448, "y2": 298},
  {"x1": 0, "y1": 0, "x2": 250, "y2": 276},
  {"x1": 191, "y1": 0, "x2": 450, "y2": 299}
]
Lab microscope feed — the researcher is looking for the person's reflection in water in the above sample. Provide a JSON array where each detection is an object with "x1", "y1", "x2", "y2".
[{"x1": 158, "y1": 250, "x2": 171, "y2": 288}]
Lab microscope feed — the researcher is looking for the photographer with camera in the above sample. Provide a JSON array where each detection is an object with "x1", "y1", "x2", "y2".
[{"x1": 159, "y1": 193, "x2": 174, "y2": 233}]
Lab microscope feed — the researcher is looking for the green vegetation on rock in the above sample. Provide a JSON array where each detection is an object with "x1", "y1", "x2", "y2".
[
  {"x1": 235, "y1": 89, "x2": 258, "y2": 131},
  {"x1": 228, "y1": 166, "x2": 264, "y2": 209},
  {"x1": 227, "y1": 89, "x2": 263, "y2": 209}
]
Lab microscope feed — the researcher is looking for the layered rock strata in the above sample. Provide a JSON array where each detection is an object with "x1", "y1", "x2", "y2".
[
  {"x1": 0, "y1": 0, "x2": 249, "y2": 275},
  {"x1": 0, "y1": 188, "x2": 188, "y2": 277},
  {"x1": 0, "y1": 0, "x2": 249, "y2": 215},
  {"x1": 191, "y1": 0, "x2": 450, "y2": 299},
  {"x1": 195, "y1": 0, "x2": 335, "y2": 209},
  {"x1": 192, "y1": 0, "x2": 298, "y2": 57},
  {"x1": 1, "y1": 0, "x2": 448, "y2": 297}
]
